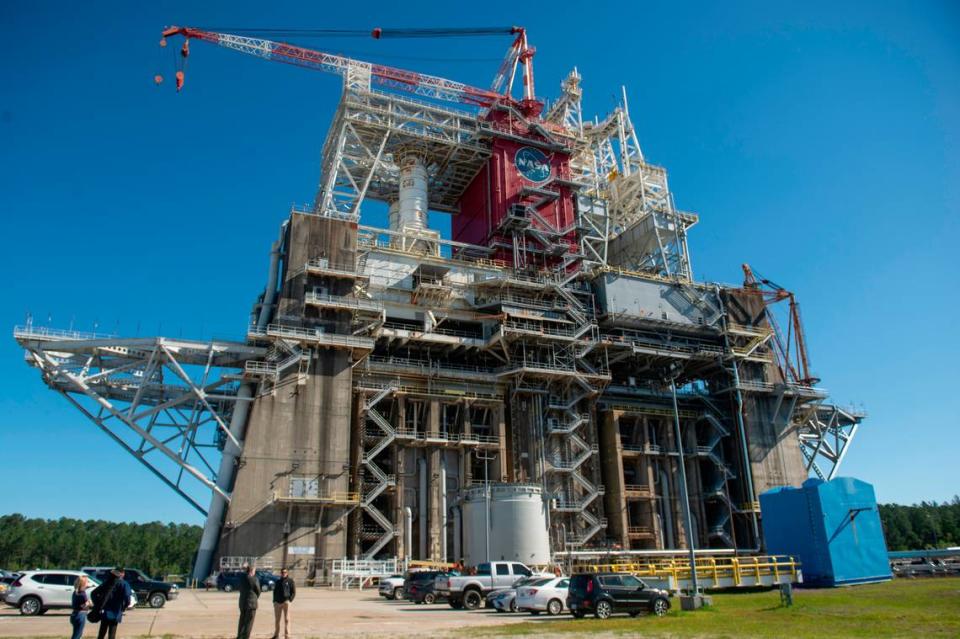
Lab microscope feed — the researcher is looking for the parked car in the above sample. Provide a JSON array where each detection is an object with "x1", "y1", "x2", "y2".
[
  {"x1": 488, "y1": 576, "x2": 550, "y2": 613},
  {"x1": 0, "y1": 575, "x2": 18, "y2": 596},
  {"x1": 403, "y1": 571, "x2": 444, "y2": 604},
  {"x1": 438, "y1": 562, "x2": 534, "y2": 610},
  {"x1": 516, "y1": 576, "x2": 569, "y2": 615},
  {"x1": 216, "y1": 569, "x2": 279, "y2": 592},
  {"x1": 3, "y1": 570, "x2": 99, "y2": 616},
  {"x1": 82, "y1": 567, "x2": 179, "y2": 608},
  {"x1": 378, "y1": 574, "x2": 405, "y2": 600},
  {"x1": 566, "y1": 573, "x2": 671, "y2": 619}
]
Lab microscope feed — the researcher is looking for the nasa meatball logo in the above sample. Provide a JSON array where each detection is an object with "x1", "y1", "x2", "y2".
[{"x1": 515, "y1": 147, "x2": 551, "y2": 183}]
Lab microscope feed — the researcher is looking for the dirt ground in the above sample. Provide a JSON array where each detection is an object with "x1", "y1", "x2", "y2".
[{"x1": 0, "y1": 588, "x2": 535, "y2": 638}]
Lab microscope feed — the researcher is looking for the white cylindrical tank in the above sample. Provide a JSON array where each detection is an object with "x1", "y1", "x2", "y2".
[
  {"x1": 396, "y1": 155, "x2": 428, "y2": 232},
  {"x1": 460, "y1": 483, "x2": 551, "y2": 567}
]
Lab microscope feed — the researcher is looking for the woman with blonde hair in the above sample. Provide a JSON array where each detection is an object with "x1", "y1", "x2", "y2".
[{"x1": 70, "y1": 574, "x2": 92, "y2": 639}]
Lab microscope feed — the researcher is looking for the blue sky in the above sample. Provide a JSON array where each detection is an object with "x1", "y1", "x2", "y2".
[{"x1": 1, "y1": 1, "x2": 957, "y2": 525}]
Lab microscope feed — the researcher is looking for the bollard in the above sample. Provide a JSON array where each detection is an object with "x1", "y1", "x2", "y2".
[{"x1": 779, "y1": 582, "x2": 793, "y2": 607}]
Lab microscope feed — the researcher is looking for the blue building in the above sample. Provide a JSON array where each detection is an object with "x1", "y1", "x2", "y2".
[{"x1": 760, "y1": 477, "x2": 892, "y2": 586}]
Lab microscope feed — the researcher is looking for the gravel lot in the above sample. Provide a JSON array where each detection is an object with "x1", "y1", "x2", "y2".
[{"x1": 0, "y1": 587, "x2": 543, "y2": 638}]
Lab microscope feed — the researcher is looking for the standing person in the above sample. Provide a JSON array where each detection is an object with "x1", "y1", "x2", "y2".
[
  {"x1": 70, "y1": 574, "x2": 92, "y2": 639},
  {"x1": 91, "y1": 568, "x2": 133, "y2": 639},
  {"x1": 237, "y1": 564, "x2": 261, "y2": 639},
  {"x1": 271, "y1": 568, "x2": 296, "y2": 639}
]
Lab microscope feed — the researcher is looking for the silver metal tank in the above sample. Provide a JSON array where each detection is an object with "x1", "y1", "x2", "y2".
[{"x1": 460, "y1": 483, "x2": 550, "y2": 567}]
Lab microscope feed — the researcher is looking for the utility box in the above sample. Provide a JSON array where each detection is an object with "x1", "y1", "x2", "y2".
[{"x1": 760, "y1": 477, "x2": 892, "y2": 587}]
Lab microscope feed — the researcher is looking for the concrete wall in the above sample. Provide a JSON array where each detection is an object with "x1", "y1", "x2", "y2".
[{"x1": 216, "y1": 212, "x2": 359, "y2": 581}]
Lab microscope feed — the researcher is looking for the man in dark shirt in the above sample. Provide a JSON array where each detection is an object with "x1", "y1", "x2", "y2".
[
  {"x1": 271, "y1": 568, "x2": 296, "y2": 639},
  {"x1": 237, "y1": 565, "x2": 260, "y2": 639}
]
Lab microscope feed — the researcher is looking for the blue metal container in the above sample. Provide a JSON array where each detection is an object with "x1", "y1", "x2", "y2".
[{"x1": 760, "y1": 477, "x2": 892, "y2": 586}]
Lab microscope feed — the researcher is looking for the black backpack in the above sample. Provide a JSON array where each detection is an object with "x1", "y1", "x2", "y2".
[{"x1": 87, "y1": 578, "x2": 120, "y2": 624}]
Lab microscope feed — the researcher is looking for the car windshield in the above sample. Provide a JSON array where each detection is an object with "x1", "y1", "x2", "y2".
[{"x1": 527, "y1": 578, "x2": 552, "y2": 587}]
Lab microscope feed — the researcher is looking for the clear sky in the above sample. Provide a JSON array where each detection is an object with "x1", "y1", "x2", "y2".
[{"x1": 1, "y1": 1, "x2": 957, "y2": 526}]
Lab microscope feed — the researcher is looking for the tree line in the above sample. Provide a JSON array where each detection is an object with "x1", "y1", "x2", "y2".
[
  {"x1": 1, "y1": 500, "x2": 958, "y2": 575},
  {"x1": 0, "y1": 514, "x2": 201, "y2": 577},
  {"x1": 879, "y1": 498, "x2": 960, "y2": 551}
]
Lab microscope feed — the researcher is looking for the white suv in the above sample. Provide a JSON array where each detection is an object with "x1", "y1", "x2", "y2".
[
  {"x1": 3, "y1": 570, "x2": 99, "y2": 616},
  {"x1": 378, "y1": 574, "x2": 405, "y2": 600}
]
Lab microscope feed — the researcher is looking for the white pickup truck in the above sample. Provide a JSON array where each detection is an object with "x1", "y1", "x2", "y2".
[{"x1": 438, "y1": 562, "x2": 535, "y2": 610}]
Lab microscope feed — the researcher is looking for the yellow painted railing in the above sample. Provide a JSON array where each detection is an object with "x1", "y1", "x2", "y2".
[{"x1": 569, "y1": 555, "x2": 800, "y2": 586}]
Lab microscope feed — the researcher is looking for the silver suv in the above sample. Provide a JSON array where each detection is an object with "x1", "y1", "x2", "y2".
[{"x1": 3, "y1": 570, "x2": 99, "y2": 616}]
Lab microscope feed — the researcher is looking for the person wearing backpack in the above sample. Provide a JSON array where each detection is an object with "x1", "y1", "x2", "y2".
[
  {"x1": 237, "y1": 564, "x2": 261, "y2": 639},
  {"x1": 89, "y1": 568, "x2": 133, "y2": 639}
]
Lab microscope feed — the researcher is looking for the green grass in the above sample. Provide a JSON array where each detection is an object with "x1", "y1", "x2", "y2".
[{"x1": 472, "y1": 577, "x2": 960, "y2": 638}]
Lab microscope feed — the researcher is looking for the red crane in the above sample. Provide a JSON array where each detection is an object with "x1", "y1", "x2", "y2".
[
  {"x1": 158, "y1": 25, "x2": 542, "y2": 116},
  {"x1": 742, "y1": 264, "x2": 819, "y2": 386}
]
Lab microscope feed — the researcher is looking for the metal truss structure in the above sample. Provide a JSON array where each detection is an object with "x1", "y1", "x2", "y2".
[
  {"x1": 797, "y1": 403, "x2": 864, "y2": 481},
  {"x1": 14, "y1": 324, "x2": 262, "y2": 514},
  {"x1": 316, "y1": 90, "x2": 491, "y2": 219},
  {"x1": 543, "y1": 70, "x2": 696, "y2": 279}
]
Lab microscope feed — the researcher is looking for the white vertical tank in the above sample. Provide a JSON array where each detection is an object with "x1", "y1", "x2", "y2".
[
  {"x1": 396, "y1": 155, "x2": 428, "y2": 231},
  {"x1": 460, "y1": 483, "x2": 551, "y2": 567}
]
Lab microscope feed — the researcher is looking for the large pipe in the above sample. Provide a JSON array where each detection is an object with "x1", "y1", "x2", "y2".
[
  {"x1": 452, "y1": 506, "x2": 461, "y2": 563},
  {"x1": 440, "y1": 454, "x2": 448, "y2": 562},
  {"x1": 659, "y1": 468, "x2": 674, "y2": 549},
  {"x1": 405, "y1": 507, "x2": 413, "y2": 561},
  {"x1": 715, "y1": 284, "x2": 761, "y2": 551},
  {"x1": 418, "y1": 456, "x2": 428, "y2": 559},
  {"x1": 671, "y1": 379, "x2": 699, "y2": 593},
  {"x1": 192, "y1": 222, "x2": 286, "y2": 581}
]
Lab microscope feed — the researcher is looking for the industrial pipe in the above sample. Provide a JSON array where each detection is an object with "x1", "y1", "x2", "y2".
[
  {"x1": 714, "y1": 284, "x2": 761, "y2": 551},
  {"x1": 419, "y1": 456, "x2": 428, "y2": 559},
  {"x1": 192, "y1": 220, "x2": 287, "y2": 581},
  {"x1": 659, "y1": 467, "x2": 675, "y2": 550},
  {"x1": 452, "y1": 505, "x2": 461, "y2": 563},
  {"x1": 405, "y1": 506, "x2": 413, "y2": 561},
  {"x1": 440, "y1": 454, "x2": 448, "y2": 562}
]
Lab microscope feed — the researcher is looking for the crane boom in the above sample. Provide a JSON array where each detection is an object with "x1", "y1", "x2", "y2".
[{"x1": 161, "y1": 26, "x2": 521, "y2": 110}]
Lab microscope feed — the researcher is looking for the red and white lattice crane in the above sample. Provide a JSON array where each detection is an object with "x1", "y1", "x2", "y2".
[{"x1": 159, "y1": 25, "x2": 542, "y2": 116}]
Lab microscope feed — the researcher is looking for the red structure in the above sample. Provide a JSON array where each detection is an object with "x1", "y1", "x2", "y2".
[{"x1": 456, "y1": 112, "x2": 578, "y2": 270}]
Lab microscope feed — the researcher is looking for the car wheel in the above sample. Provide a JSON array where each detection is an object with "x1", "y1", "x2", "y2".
[
  {"x1": 509, "y1": 599, "x2": 517, "y2": 613},
  {"x1": 393, "y1": 587, "x2": 402, "y2": 600},
  {"x1": 547, "y1": 599, "x2": 563, "y2": 616},
  {"x1": 223, "y1": 584, "x2": 233, "y2": 593},
  {"x1": 149, "y1": 592, "x2": 167, "y2": 608},
  {"x1": 19, "y1": 596, "x2": 42, "y2": 616},
  {"x1": 449, "y1": 599, "x2": 464, "y2": 610},
  {"x1": 424, "y1": 593, "x2": 436, "y2": 605},
  {"x1": 463, "y1": 590, "x2": 483, "y2": 610},
  {"x1": 595, "y1": 599, "x2": 613, "y2": 619},
  {"x1": 652, "y1": 598, "x2": 669, "y2": 617}
]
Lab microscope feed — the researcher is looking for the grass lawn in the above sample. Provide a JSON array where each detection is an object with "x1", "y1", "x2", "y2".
[{"x1": 473, "y1": 577, "x2": 960, "y2": 638}]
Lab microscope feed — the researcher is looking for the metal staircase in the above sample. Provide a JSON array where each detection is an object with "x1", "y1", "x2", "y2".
[{"x1": 359, "y1": 383, "x2": 398, "y2": 558}]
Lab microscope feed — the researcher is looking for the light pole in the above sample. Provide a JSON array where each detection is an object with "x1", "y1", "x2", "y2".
[{"x1": 670, "y1": 375, "x2": 701, "y2": 598}]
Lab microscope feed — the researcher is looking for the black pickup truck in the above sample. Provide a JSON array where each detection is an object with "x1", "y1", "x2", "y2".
[{"x1": 82, "y1": 567, "x2": 179, "y2": 608}]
